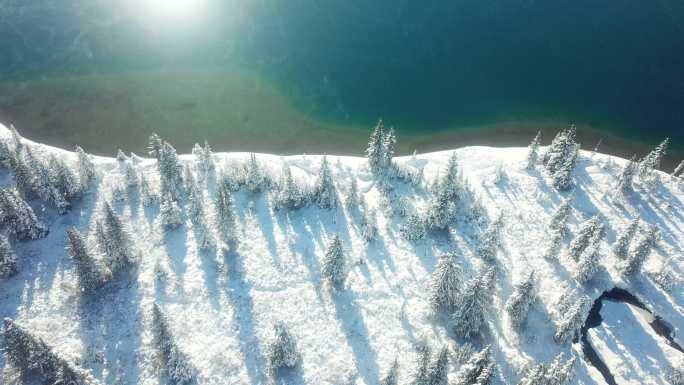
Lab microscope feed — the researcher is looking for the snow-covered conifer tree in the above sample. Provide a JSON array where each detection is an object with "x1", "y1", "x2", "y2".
[
  {"x1": 160, "y1": 194, "x2": 183, "y2": 230},
  {"x1": 345, "y1": 178, "x2": 359, "y2": 211},
  {"x1": 381, "y1": 359, "x2": 399, "y2": 385},
  {"x1": 214, "y1": 178, "x2": 237, "y2": 242},
  {"x1": 0, "y1": 139, "x2": 11, "y2": 168},
  {"x1": 125, "y1": 161, "x2": 139, "y2": 187},
  {"x1": 425, "y1": 346, "x2": 449, "y2": 385},
  {"x1": 244, "y1": 153, "x2": 267, "y2": 193},
  {"x1": 673, "y1": 160, "x2": 684, "y2": 178},
  {"x1": 424, "y1": 188, "x2": 451, "y2": 231},
  {"x1": 543, "y1": 232, "x2": 563, "y2": 261},
  {"x1": 478, "y1": 215, "x2": 504, "y2": 263},
  {"x1": 367, "y1": 119, "x2": 386, "y2": 171},
  {"x1": 544, "y1": 125, "x2": 580, "y2": 191},
  {"x1": 9, "y1": 124, "x2": 22, "y2": 149},
  {"x1": 517, "y1": 352, "x2": 575, "y2": 385},
  {"x1": 0, "y1": 235, "x2": 18, "y2": 278},
  {"x1": 97, "y1": 203, "x2": 134, "y2": 272},
  {"x1": 151, "y1": 304, "x2": 196, "y2": 385},
  {"x1": 525, "y1": 130, "x2": 542, "y2": 169},
  {"x1": 66, "y1": 228, "x2": 106, "y2": 292},
  {"x1": 267, "y1": 321, "x2": 301, "y2": 372},
  {"x1": 411, "y1": 344, "x2": 431, "y2": 385},
  {"x1": 149, "y1": 134, "x2": 183, "y2": 199},
  {"x1": 192, "y1": 140, "x2": 215, "y2": 176},
  {"x1": 75, "y1": 146, "x2": 96, "y2": 189},
  {"x1": 442, "y1": 152, "x2": 460, "y2": 199},
  {"x1": 650, "y1": 258, "x2": 675, "y2": 292},
  {"x1": 276, "y1": 164, "x2": 304, "y2": 210},
  {"x1": 619, "y1": 224, "x2": 659, "y2": 277},
  {"x1": 568, "y1": 216, "x2": 603, "y2": 261},
  {"x1": 574, "y1": 244, "x2": 602, "y2": 284},
  {"x1": 638, "y1": 137, "x2": 669, "y2": 180},
  {"x1": 383, "y1": 127, "x2": 397, "y2": 169},
  {"x1": 549, "y1": 197, "x2": 572, "y2": 235},
  {"x1": 322, "y1": 234, "x2": 346, "y2": 288},
  {"x1": 429, "y1": 252, "x2": 462, "y2": 313},
  {"x1": 401, "y1": 213, "x2": 426, "y2": 241},
  {"x1": 505, "y1": 271, "x2": 536, "y2": 329},
  {"x1": 553, "y1": 297, "x2": 588, "y2": 344},
  {"x1": 116, "y1": 149, "x2": 128, "y2": 162},
  {"x1": 453, "y1": 346, "x2": 495, "y2": 385},
  {"x1": 612, "y1": 217, "x2": 639, "y2": 260},
  {"x1": 50, "y1": 155, "x2": 82, "y2": 201},
  {"x1": 451, "y1": 267, "x2": 495, "y2": 338},
  {"x1": 313, "y1": 156, "x2": 337, "y2": 209},
  {"x1": 616, "y1": 155, "x2": 637, "y2": 193},
  {"x1": 0, "y1": 187, "x2": 48, "y2": 240},
  {"x1": 360, "y1": 205, "x2": 378, "y2": 242}
]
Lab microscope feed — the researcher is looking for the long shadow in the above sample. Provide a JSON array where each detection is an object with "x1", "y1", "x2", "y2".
[
  {"x1": 331, "y1": 289, "x2": 381, "y2": 385},
  {"x1": 274, "y1": 364, "x2": 306, "y2": 385},
  {"x1": 223, "y1": 246, "x2": 266, "y2": 385},
  {"x1": 163, "y1": 226, "x2": 189, "y2": 294},
  {"x1": 194, "y1": 226, "x2": 221, "y2": 311}
]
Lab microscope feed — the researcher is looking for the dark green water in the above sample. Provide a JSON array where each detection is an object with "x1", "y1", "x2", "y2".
[{"x1": 1, "y1": 0, "x2": 683, "y2": 157}]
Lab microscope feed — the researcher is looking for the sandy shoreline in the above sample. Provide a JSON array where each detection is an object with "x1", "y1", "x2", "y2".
[{"x1": 0, "y1": 69, "x2": 681, "y2": 170}]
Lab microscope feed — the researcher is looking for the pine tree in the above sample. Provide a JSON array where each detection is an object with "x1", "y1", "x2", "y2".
[
  {"x1": 97, "y1": 203, "x2": 134, "y2": 273},
  {"x1": 638, "y1": 138, "x2": 669, "y2": 180},
  {"x1": 543, "y1": 231, "x2": 563, "y2": 261},
  {"x1": 116, "y1": 149, "x2": 128, "y2": 162},
  {"x1": 478, "y1": 215, "x2": 504, "y2": 263},
  {"x1": 549, "y1": 197, "x2": 572, "y2": 236},
  {"x1": 360, "y1": 205, "x2": 378, "y2": 242},
  {"x1": 619, "y1": 224, "x2": 659, "y2": 277},
  {"x1": 0, "y1": 138, "x2": 11, "y2": 169},
  {"x1": 451, "y1": 267, "x2": 495, "y2": 338},
  {"x1": 453, "y1": 346, "x2": 494, "y2": 385},
  {"x1": 650, "y1": 258, "x2": 675, "y2": 292},
  {"x1": 505, "y1": 271, "x2": 536, "y2": 329},
  {"x1": 517, "y1": 353, "x2": 575, "y2": 385},
  {"x1": 75, "y1": 146, "x2": 96, "y2": 190},
  {"x1": 322, "y1": 234, "x2": 346, "y2": 288},
  {"x1": 125, "y1": 161, "x2": 139, "y2": 187},
  {"x1": 574, "y1": 244, "x2": 602, "y2": 284},
  {"x1": 425, "y1": 346, "x2": 449, "y2": 385},
  {"x1": 412, "y1": 344, "x2": 431, "y2": 385},
  {"x1": 276, "y1": 164, "x2": 304, "y2": 210},
  {"x1": 214, "y1": 178, "x2": 237, "y2": 242},
  {"x1": 568, "y1": 216, "x2": 603, "y2": 261},
  {"x1": 424, "y1": 187, "x2": 452, "y2": 231},
  {"x1": 50, "y1": 155, "x2": 82, "y2": 201},
  {"x1": 9, "y1": 124, "x2": 22, "y2": 149},
  {"x1": 0, "y1": 187, "x2": 48, "y2": 240},
  {"x1": 192, "y1": 140, "x2": 215, "y2": 176},
  {"x1": 612, "y1": 217, "x2": 639, "y2": 260},
  {"x1": 429, "y1": 252, "x2": 463, "y2": 313},
  {"x1": 160, "y1": 194, "x2": 183, "y2": 230},
  {"x1": 442, "y1": 152, "x2": 461, "y2": 199},
  {"x1": 383, "y1": 127, "x2": 397, "y2": 169},
  {"x1": 313, "y1": 156, "x2": 337, "y2": 209},
  {"x1": 673, "y1": 160, "x2": 684, "y2": 178},
  {"x1": 525, "y1": 130, "x2": 542, "y2": 169},
  {"x1": 66, "y1": 228, "x2": 106, "y2": 292},
  {"x1": 554, "y1": 297, "x2": 588, "y2": 344},
  {"x1": 381, "y1": 359, "x2": 399, "y2": 385},
  {"x1": 245, "y1": 153, "x2": 267, "y2": 193},
  {"x1": 345, "y1": 178, "x2": 359, "y2": 211},
  {"x1": 151, "y1": 304, "x2": 196, "y2": 385},
  {"x1": 616, "y1": 155, "x2": 637, "y2": 193},
  {"x1": 267, "y1": 321, "x2": 301, "y2": 371},
  {"x1": 367, "y1": 119, "x2": 386, "y2": 171},
  {"x1": 544, "y1": 125, "x2": 580, "y2": 191},
  {"x1": 0, "y1": 235, "x2": 18, "y2": 278},
  {"x1": 401, "y1": 213, "x2": 426, "y2": 241}
]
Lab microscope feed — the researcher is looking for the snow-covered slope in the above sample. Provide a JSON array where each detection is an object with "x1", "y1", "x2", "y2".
[{"x1": 0, "y1": 123, "x2": 682, "y2": 385}]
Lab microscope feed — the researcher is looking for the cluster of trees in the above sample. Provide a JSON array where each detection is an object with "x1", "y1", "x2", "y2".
[
  {"x1": 553, "y1": 294, "x2": 589, "y2": 344},
  {"x1": 367, "y1": 119, "x2": 397, "y2": 173},
  {"x1": 3, "y1": 318, "x2": 101, "y2": 385},
  {"x1": 273, "y1": 156, "x2": 338, "y2": 210},
  {"x1": 517, "y1": 352, "x2": 576, "y2": 385}
]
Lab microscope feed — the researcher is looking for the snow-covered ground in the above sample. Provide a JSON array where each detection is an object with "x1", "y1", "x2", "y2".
[{"x1": 0, "y1": 122, "x2": 682, "y2": 385}]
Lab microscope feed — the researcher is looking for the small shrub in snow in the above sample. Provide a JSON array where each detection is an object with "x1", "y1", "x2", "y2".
[
  {"x1": 401, "y1": 213, "x2": 426, "y2": 241},
  {"x1": 453, "y1": 346, "x2": 495, "y2": 385},
  {"x1": 214, "y1": 178, "x2": 237, "y2": 242},
  {"x1": 451, "y1": 267, "x2": 495, "y2": 338},
  {"x1": 160, "y1": 194, "x2": 183, "y2": 230},
  {"x1": 151, "y1": 304, "x2": 196, "y2": 385},
  {"x1": 0, "y1": 235, "x2": 18, "y2": 278},
  {"x1": 267, "y1": 322, "x2": 301, "y2": 371},
  {"x1": 322, "y1": 234, "x2": 347, "y2": 288},
  {"x1": 525, "y1": 130, "x2": 542, "y2": 169},
  {"x1": 429, "y1": 252, "x2": 463, "y2": 313},
  {"x1": 553, "y1": 297, "x2": 588, "y2": 344},
  {"x1": 66, "y1": 228, "x2": 107, "y2": 293},
  {"x1": 312, "y1": 156, "x2": 337, "y2": 209},
  {"x1": 612, "y1": 217, "x2": 639, "y2": 260},
  {"x1": 619, "y1": 224, "x2": 659, "y2": 277},
  {"x1": 0, "y1": 187, "x2": 48, "y2": 240},
  {"x1": 380, "y1": 359, "x2": 399, "y2": 385},
  {"x1": 568, "y1": 216, "x2": 603, "y2": 261},
  {"x1": 96, "y1": 203, "x2": 134, "y2": 273},
  {"x1": 505, "y1": 271, "x2": 536, "y2": 329}
]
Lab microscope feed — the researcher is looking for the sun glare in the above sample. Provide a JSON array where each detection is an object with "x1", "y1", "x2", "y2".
[{"x1": 139, "y1": 0, "x2": 209, "y2": 25}]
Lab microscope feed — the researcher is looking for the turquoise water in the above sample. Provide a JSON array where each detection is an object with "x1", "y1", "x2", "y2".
[{"x1": 1, "y1": 0, "x2": 683, "y2": 153}]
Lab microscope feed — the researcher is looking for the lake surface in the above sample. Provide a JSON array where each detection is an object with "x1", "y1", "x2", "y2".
[{"x1": 1, "y1": 0, "x2": 683, "y2": 162}]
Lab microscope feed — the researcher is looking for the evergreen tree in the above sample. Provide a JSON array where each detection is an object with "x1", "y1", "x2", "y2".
[
  {"x1": 424, "y1": 187, "x2": 452, "y2": 231},
  {"x1": 401, "y1": 213, "x2": 426, "y2": 241},
  {"x1": 616, "y1": 155, "x2": 637, "y2": 193},
  {"x1": 568, "y1": 216, "x2": 603, "y2": 261},
  {"x1": 276, "y1": 164, "x2": 304, "y2": 210},
  {"x1": 151, "y1": 304, "x2": 196, "y2": 385},
  {"x1": 650, "y1": 258, "x2": 675, "y2": 292},
  {"x1": 125, "y1": 161, "x2": 139, "y2": 187},
  {"x1": 160, "y1": 194, "x2": 183, "y2": 230},
  {"x1": 313, "y1": 156, "x2": 337, "y2": 209},
  {"x1": 0, "y1": 138, "x2": 11, "y2": 168},
  {"x1": 638, "y1": 138, "x2": 669, "y2": 180},
  {"x1": 442, "y1": 152, "x2": 461, "y2": 199},
  {"x1": 360, "y1": 205, "x2": 378, "y2": 242},
  {"x1": 75, "y1": 146, "x2": 96, "y2": 189},
  {"x1": 525, "y1": 130, "x2": 542, "y2": 169},
  {"x1": 192, "y1": 140, "x2": 215, "y2": 175},
  {"x1": 544, "y1": 125, "x2": 580, "y2": 191},
  {"x1": 149, "y1": 134, "x2": 183, "y2": 199},
  {"x1": 505, "y1": 271, "x2": 536, "y2": 329},
  {"x1": 549, "y1": 197, "x2": 572, "y2": 236},
  {"x1": 478, "y1": 215, "x2": 504, "y2": 263},
  {"x1": 148, "y1": 133, "x2": 164, "y2": 159},
  {"x1": 97, "y1": 203, "x2": 134, "y2": 273},
  {"x1": 267, "y1": 321, "x2": 301, "y2": 371},
  {"x1": 453, "y1": 346, "x2": 495, "y2": 385},
  {"x1": 381, "y1": 359, "x2": 399, "y2": 385},
  {"x1": 429, "y1": 252, "x2": 463, "y2": 313},
  {"x1": 412, "y1": 344, "x2": 431, "y2": 385},
  {"x1": 619, "y1": 224, "x2": 659, "y2": 277},
  {"x1": 383, "y1": 127, "x2": 397, "y2": 169},
  {"x1": 0, "y1": 234, "x2": 18, "y2": 278},
  {"x1": 517, "y1": 353, "x2": 575, "y2": 385},
  {"x1": 451, "y1": 267, "x2": 495, "y2": 338},
  {"x1": 554, "y1": 297, "x2": 588, "y2": 344},
  {"x1": 345, "y1": 178, "x2": 359, "y2": 211},
  {"x1": 673, "y1": 160, "x2": 684, "y2": 178},
  {"x1": 543, "y1": 231, "x2": 563, "y2": 261},
  {"x1": 322, "y1": 234, "x2": 346, "y2": 288},
  {"x1": 367, "y1": 119, "x2": 386, "y2": 171},
  {"x1": 0, "y1": 187, "x2": 48, "y2": 240},
  {"x1": 140, "y1": 174, "x2": 158, "y2": 206},
  {"x1": 574, "y1": 244, "x2": 602, "y2": 284},
  {"x1": 50, "y1": 155, "x2": 82, "y2": 201},
  {"x1": 425, "y1": 346, "x2": 449, "y2": 385},
  {"x1": 244, "y1": 153, "x2": 267, "y2": 193},
  {"x1": 9, "y1": 124, "x2": 22, "y2": 149},
  {"x1": 116, "y1": 149, "x2": 128, "y2": 162},
  {"x1": 214, "y1": 178, "x2": 237, "y2": 242},
  {"x1": 66, "y1": 228, "x2": 106, "y2": 292},
  {"x1": 612, "y1": 217, "x2": 639, "y2": 260}
]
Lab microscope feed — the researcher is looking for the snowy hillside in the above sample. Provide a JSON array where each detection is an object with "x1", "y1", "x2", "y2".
[{"x1": 0, "y1": 122, "x2": 682, "y2": 385}]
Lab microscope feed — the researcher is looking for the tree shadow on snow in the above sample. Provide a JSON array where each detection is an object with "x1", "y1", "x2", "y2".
[{"x1": 163, "y1": 225, "x2": 189, "y2": 294}]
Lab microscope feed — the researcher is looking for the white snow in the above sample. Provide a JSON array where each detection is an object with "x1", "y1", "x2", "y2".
[{"x1": 0, "y1": 122, "x2": 683, "y2": 385}]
